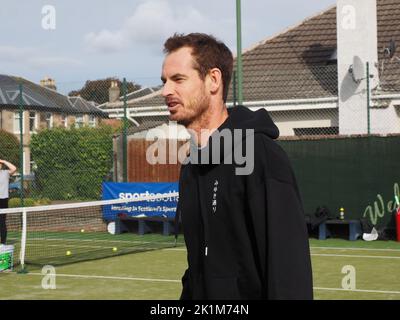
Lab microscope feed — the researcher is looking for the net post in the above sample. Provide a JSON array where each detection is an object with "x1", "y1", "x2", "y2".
[{"x1": 17, "y1": 208, "x2": 28, "y2": 274}]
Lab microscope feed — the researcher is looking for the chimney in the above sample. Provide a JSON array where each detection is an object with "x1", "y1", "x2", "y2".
[
  {"x1": 40, "y1": 76, "x2": 57, "y2": 91},
  {"x1": 108, "y1": 80, "x2": 120, "y2": 103},
  {"x1": 337, "y1": 0, "x2": 379, "y2": 135}
]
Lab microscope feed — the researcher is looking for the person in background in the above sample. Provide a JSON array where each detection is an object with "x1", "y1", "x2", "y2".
[{"x1": 0, "y1": 159, "x2": 17, "y2": 245}]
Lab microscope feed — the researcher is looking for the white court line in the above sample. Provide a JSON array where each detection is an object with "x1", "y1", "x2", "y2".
[
  {"x1": 314, "y1": 287, "x2": 400, "y2": 295},
  {"x1": 26, "y1": 243, "x2": 116, "y2": 249},
  {"x1": 16, "y1": 238, "x2": 400, "y2": 252},
  {"x1": 30, "y1": 237, "x2": 177, "y2": 246},
  {"x1": 311, "y1": 246, "x2": 400, "y2": 252},
  {"x1": 8, "y1": 237, "x2": 180, "y2": 248},
  {"x1": 24, "y1": 245, "x2": 168, "y2": 252},
  {"x1": 15, "y1": 273, "x2": 400, "y2": 294},
  {"x1": 311, "y1": 253, "x2": 400, "y2": 259},
  {"x1": 164, "y1": 248, "x2": 400, "y2": 260},
  {"x1": 166, "y1": 249, "x2": 400, "y2": 259},
  {"x1": 25, "y1": 272, "x2": 180, "y2": 283},
  {"x1": 10, "y1": 236, "x2": 176, "y2": 246},
  {"x1": 25, "y1": 243, "x2": 175, "y2": 250}
]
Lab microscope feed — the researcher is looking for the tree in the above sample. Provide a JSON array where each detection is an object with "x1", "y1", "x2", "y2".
[
  {"x1": 30, "y1": 126, "x2": 114, "y2": 200},
  {"x1": 68, "y1": 78, "x2": 141, "y2": 104},
  {"x1": 0, "y1": 129, "x2": 19, "y2": 168}
]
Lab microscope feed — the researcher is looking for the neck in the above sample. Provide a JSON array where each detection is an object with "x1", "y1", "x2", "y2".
[{"x1": 188, "y1": 102, "x2": 228, "y2": 147}]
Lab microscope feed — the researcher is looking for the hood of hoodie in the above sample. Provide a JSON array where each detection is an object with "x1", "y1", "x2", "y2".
[
  {"x1": 187, "y1": 105, "x2": 279, "y2": 165},
  {"x1": 219, "y1": 105, "x2": 279, "y2": 138}
]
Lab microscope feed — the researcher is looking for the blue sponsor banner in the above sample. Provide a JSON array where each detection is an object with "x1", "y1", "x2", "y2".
[{"x1": 102, "y1": 182, "x2": 179, "y2": 220}]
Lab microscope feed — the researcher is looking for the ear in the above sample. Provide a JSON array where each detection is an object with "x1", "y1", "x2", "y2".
[{"x1": 206, "y1": 68, "x2": 223, "y2": 96}]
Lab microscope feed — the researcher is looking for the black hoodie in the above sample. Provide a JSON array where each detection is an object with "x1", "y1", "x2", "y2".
[{"x1": 177, "y1": 105, "x2": 313, "y2": 300}]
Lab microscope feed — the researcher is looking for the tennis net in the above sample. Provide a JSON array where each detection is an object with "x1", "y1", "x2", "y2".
[{"x1": 0, "y1": 193, "x2": 182, "y2": 271}]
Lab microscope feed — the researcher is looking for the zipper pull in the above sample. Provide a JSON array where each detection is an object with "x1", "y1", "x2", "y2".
[{"x1": 205, "y1": 246, "x2": 208, "y2": 256}]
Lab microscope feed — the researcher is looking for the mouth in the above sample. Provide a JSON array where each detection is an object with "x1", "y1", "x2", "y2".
[{"x1": 166, "y1": 100, "x2": 181, "y2": 112}]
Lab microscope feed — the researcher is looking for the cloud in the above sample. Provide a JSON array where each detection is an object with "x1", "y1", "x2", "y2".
[
  {"x1": 0, "y1": 46, "x2": 37, "y2": 62},
  {"x1": 0, "y1": 45, "x2": 82, "y2": 69},
  {"x1": 28, "y1": 57, "x2": 82, "y2": 68},
  {"x1": 123, "y1": 0, "x2": 205, "y2": 44},
  {"x1": 84, "y1": 0, "x2": 230, "y2": 54},
  {"x1": 84, "y1": 30, "x2": 126, "y2": 53}
]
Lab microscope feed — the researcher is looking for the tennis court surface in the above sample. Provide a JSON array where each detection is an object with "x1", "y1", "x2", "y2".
[{"x1": 1, "y1": 238, "x2": 400, "y2": 300}]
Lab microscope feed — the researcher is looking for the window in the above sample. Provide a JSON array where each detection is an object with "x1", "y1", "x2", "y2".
[
  {"x1": 75, "y1": 115, "x2": 84, "y2": 128},
  {"x1": 88, "y1": 115, "x2": 96, "y2": 128},
  {"x1": 29, "y1": 111, "x2": 37, "y2": 133},
  {"x1": 61, "y1": 114, "x2": 68, "y2": 128},
  {"x1": 45, "y1": 113, "x2": 53, "y2": 129},
  {"x1": 14, "y1": 112, "x2": 25, "y2": 134}
]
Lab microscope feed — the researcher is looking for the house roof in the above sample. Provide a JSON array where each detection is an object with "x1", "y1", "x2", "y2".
[
  {"x1": 68, "y1": 96, "x2": 105, "y2": 116},
  {"x1": 233, "y1": 0, "x2": 400, "y2": 100},
  {"x1": 377, "y1": 0, "x2": 400, "y2": 92},
  {"x1": 0, "y1": 75, "x2": 107, "y2": 117},
  {"x1": 117, "y1": 0, "x2": 400, "y2": 110},
  {"x1": 124, "y1": 87, "x2": 157, "y2": 100},
  {"x1": 228, "y1": 5, "x2": 338, "y2": 101}
]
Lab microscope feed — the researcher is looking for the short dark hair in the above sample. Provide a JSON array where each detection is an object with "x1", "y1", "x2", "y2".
[{"x1": 164, "y1": 33, "x2": 233, "y2": 103}]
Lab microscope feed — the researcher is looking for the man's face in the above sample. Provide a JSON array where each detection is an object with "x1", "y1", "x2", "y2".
[{"x1": 161, "y1": 47, "x2": 210, "y2": 127}]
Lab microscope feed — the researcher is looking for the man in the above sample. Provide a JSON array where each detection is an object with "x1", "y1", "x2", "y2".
[
  {"x1": 161, "y1": 33, "x2": 313, "y2": 300},
  {"x1": 0, "y1": 159, "x2": 17, "y2": 245}
]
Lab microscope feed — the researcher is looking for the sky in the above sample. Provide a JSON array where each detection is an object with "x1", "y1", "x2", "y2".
[{"x1": 0, "y1": 0, "x2": 336, "y2": 94}]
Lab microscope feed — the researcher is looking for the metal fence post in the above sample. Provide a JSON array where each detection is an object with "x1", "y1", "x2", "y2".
[
  {"x1": 366, "y1": 62, "x2": 371, "y2": 136},
  {"x1": 236, "y1": 0, "x2": 243, "y2": 105},
  {"x1": 18, "y1": 83, "x2": 24, "y2": 207},
  {"x1": 122, "y1": 78, "x2": 128, "y2": 182},
  {"x1": 233, "y1": 70, "x2": 237, "y2": 107}
]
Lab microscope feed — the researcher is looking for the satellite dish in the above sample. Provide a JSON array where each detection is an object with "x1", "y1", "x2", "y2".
[{"x1": 348, "y1": 56, "x2": 365, "y2": 83}]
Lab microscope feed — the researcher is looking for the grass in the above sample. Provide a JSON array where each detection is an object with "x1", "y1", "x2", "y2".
[
  {"x1": 0, "y1": 249, "x2": 184, "y2": 300},
  {"x1": 309, "y1": 239, "x2": 400, "y2": 300},
  {"x1": 5, "y1": 231, "x2": 184, "y2": 268},
  {"x1": 1, "y1": 237, "x2": 400, "y2": 300}
]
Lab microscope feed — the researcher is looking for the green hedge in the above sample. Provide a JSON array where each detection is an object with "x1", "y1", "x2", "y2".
[
  {"x1": 8, "y1": 198, "x2": 51, "y2": 208},
  {"x1": 0, "y1": 129, "x2": 19, "y2": 167},
  {"x1": 30, "y1": 126, "x2": 113, "y2": 200},
  {"x1": 9, "y1": 198, "x2": 35, "y2": 208}
]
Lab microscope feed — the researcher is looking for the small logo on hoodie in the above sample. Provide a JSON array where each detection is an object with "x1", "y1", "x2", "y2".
[{"x1": 212, "y1": 180, "x2": 218, "y2": 213}]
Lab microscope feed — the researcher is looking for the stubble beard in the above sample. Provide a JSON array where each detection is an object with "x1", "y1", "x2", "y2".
[{"x1": 175, "y1": 93, "x2": 210, "y2": 130}]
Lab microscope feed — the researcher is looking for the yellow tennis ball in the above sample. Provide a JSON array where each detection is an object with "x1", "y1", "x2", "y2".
[
  {"x1": 80, "y1": 229, "x2": 85, "y2": 233},
  {"x1": 112, "y1": 247, "x2": 117, "y2": 252},
  {"x1": 66, "y1": 251, "x2": 71, "y2": 256}
]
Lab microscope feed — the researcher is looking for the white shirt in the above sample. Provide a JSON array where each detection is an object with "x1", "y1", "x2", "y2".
[{"x1": 0, "y1": 170, "x2": 10, "y2": 199}]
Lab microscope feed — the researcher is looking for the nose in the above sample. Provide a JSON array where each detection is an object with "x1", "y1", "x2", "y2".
[{"x1": 162, "y1": 80, "x2": 174, "y2": 97}]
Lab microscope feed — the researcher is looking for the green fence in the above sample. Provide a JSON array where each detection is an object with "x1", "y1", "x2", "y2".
[{"x1": 279, "y1": 135, "x2": 400, "y2": 228}]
